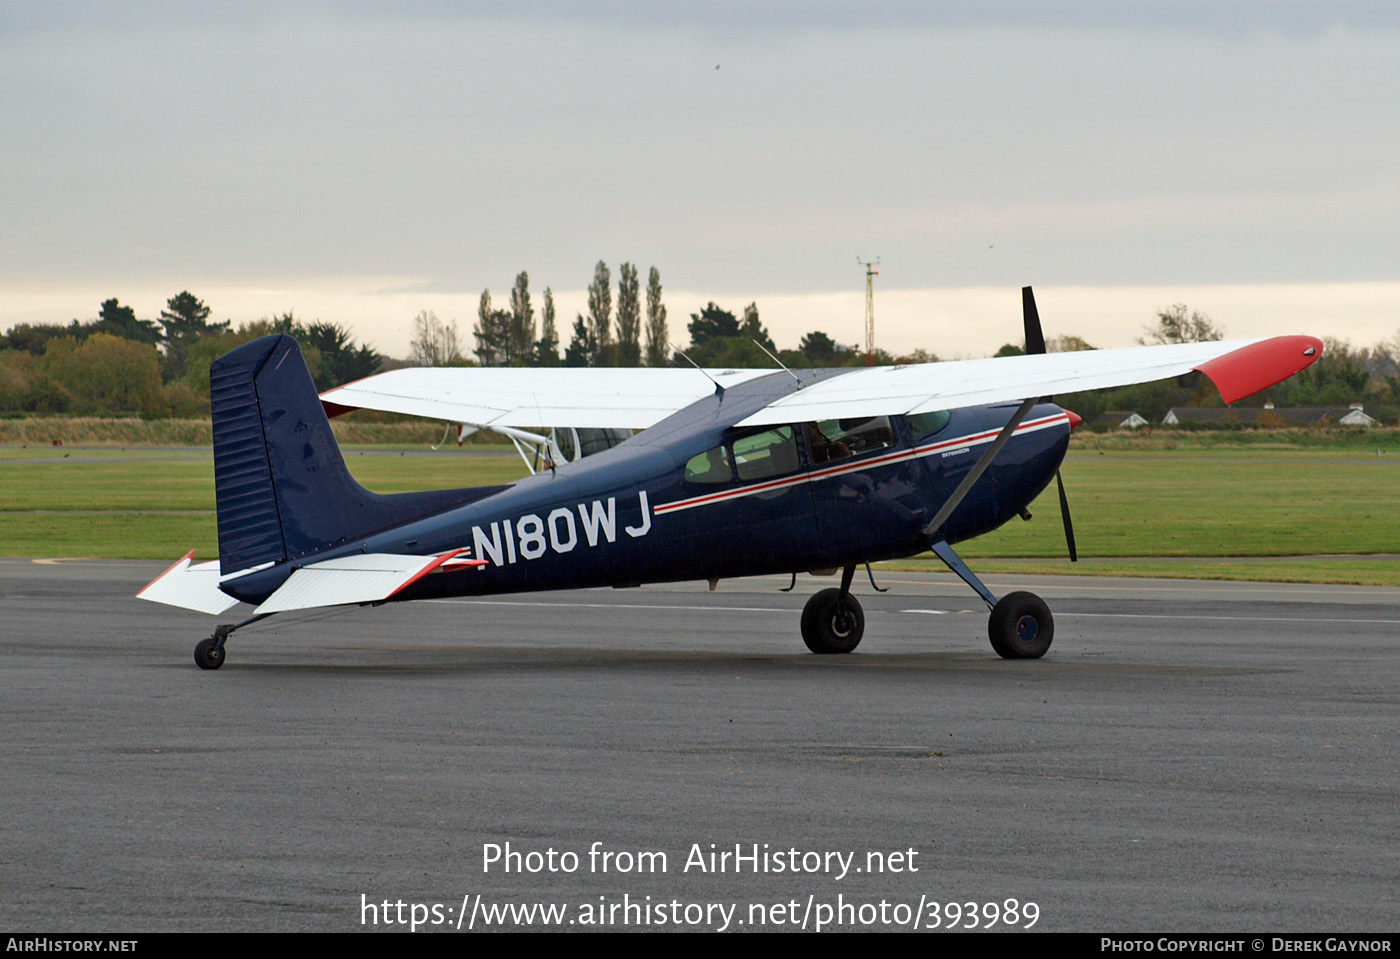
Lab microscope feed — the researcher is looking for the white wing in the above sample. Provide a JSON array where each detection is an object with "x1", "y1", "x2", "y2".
[
  {"x1": 736, "y1": 336, "x2": 1322, "y2": 426},
  {"x1": 321, "y1": 366, "x2": 772, "y2": 430},
  {"x1": 320, "y1": 336, "x2": 1322, "y2": 430}
]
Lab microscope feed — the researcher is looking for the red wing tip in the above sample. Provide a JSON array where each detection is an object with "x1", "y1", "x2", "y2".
[{"x1": 1194, "y1": 335, "x2": 1324, "y2": 405}]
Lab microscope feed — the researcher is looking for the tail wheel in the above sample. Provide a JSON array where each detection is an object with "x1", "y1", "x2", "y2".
[
  {"x1": 988, "y1": 591, "x2": 1053, "y2": 659},
  {"x1": 194, "y1": 637, "x2": 225, "y2": 670},
  {"x1": 801, "y1": 588, "x2": 865, "y2": 654}
]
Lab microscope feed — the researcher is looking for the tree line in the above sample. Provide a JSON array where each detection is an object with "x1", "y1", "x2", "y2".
[
  {"x1": 6, "y1": 290, "x2": 1393, "y2": 423},
  {"x1": 431, "y1": 262, "x2": 674, "y2": 368},
  {"x1": 447, "y1": 261, "x2": 912, "y2": 371},
  {"x1": 1, "y1": 292, "x2": 381, "y2": 416}
]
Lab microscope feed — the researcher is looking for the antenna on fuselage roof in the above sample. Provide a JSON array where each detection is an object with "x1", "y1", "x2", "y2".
[
  {"x1": 671, "y1": 343, "x2": 726, "y2": 396},
  {"x1": 751, "y1": 339, "x2": 802, "y2": 388}
]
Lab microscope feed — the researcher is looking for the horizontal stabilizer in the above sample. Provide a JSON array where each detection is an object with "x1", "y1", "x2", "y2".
[
  {"x1": 135, "y1": 551, "x2": 241, "y2": 615},
  {"x1": 253, "y1": 550, "x2": 481, "y2": 614}
]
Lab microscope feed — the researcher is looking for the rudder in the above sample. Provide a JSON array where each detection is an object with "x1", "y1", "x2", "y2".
[{"x1": 210, "y1": 335, "x2": 503, "y2": 573}]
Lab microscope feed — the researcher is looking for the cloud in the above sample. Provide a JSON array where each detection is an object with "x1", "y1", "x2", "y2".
[{"x1": 2, "y1": 3, "x2": 1397, "y2": 307}]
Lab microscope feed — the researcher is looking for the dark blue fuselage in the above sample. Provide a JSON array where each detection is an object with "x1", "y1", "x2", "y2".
[{"x1": 221, "y1": 367, "x2": 1070, "y2": 605}]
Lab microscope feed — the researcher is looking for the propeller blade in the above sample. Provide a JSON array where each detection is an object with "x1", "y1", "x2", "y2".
[
  {"x1": 1028, "y1": 287, "x2": 1074, "y2": 561},
  {"x1": 1056, "y1": 469, "x2": 1078, "y2": 562},
  {"x1": 1023, "y1": 286, "x2": 1046, "y2": 355},
  {"x1": 1024, "y1": 285, "x2": 1054, "y2": 402}
]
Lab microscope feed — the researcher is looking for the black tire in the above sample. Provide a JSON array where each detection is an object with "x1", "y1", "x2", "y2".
[
  {"x1": 801, "y1": 588, "x2": 864, "y2": 654},
  {"x1": 988, "y1": 591, "x2": 1053, "y2": 659},
  {"x1": 194, "y1": 637, "x2": 225, "y2": 670}
]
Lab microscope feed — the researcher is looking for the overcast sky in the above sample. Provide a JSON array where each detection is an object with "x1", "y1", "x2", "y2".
[{"x1": 3, "y1": 1, "x2": 1398, "y2": 357}]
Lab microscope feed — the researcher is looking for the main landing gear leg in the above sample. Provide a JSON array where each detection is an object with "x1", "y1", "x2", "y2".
[
  {"x1": 193, "y1": 613, "x2": 273, "y2": 670},
  {"x1": 800, "y1": 564, "x2": 865, "y2": 654},
  {"x1": 930, "y1": 539, "x2": 1053, "y2": 660}
]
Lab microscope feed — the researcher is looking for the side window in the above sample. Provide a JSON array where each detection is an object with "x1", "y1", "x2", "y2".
[
  {"x1": 578, "y1": 427, "x2": 633, "y2": 458},
  {"x1": 808, "y1": 416, "x2": 894, "y2": 464},
  {"x1": 907, "y1": 410, "x2": 952, "y2": 439},
  {"x1": 684, "y1": 446, "x2": 733, "y2": 484},
  {"x1": 552, "y1": 428, "x2": 577, "y2": 462},
  {"x1": 732, "y1": 427, "x2": 800, "y2": 481}
]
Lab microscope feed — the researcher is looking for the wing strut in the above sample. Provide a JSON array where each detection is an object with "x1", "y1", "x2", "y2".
[
  {"x1": 929, "y1": 540, "x2": 998, "y2": 610},
  {"x1": 920, "y1": 397, "x2": 1037, "y2": 540}
]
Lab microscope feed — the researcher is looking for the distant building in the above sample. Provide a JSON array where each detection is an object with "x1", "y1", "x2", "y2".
[
  {"x1": 1162, "y1": 403, "x2": 1377, "y2": 427},
  {"x1": 1090, "y1": 411, "x2": 1149, "y2": 429}
]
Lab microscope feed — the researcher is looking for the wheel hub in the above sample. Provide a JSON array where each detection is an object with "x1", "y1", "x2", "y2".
[{"x1": 1015, "y1": 615, "x2": 1039, "y2": 643}]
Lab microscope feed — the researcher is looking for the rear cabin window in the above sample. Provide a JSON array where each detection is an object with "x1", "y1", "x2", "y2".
[
  {"x1": 578, "y1": 427, "x2": 632, "y2": 458},
  {"x1": 684, "y1": 446, "x2": 734, "y2": 484},
  {"x1": 732, "y1": 427, "x2": 800, "y2": 481}
]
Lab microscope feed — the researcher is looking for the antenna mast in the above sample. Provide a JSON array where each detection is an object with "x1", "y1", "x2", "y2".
[{"x1": 858, "y1": 257, "x2": 880, "y2": 366}]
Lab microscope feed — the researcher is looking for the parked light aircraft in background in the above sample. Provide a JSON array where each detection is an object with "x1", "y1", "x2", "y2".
[{"x1": 138, "y1": 288, "x2": 1322, "y2": 669}]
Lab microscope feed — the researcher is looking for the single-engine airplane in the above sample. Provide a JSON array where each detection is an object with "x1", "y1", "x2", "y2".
[{"x1": 138, "y1": 288, "x2": 1322, "y2": 669}]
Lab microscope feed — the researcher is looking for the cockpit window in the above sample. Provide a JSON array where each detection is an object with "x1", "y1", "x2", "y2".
[
  {"x1": 732, "y1": 427, "x2": 800, "y2": 481},
  {"x1": 807, "y1": 416, "x2": 894, "y2": 464},
  {"x1": 684, "y1": 446, "x2": 733, "y2": 484},
  {"x1": 906, "y1": 410, "x2": 952, "y2": 439}
]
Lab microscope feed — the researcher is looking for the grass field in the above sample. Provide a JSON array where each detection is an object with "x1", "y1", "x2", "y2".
[
  {"x1": 0, "y1": 415, "x2": 504, "y2": 448},
  {"x1": 2, "y1": 439, "x2": 1398, "y2": 585},
  {"x1": 965, "y1": 450, "x2": 1400, "y2": 557}
]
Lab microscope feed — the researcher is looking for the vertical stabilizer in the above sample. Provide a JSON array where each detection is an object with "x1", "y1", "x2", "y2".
[{"x1": 210, "y1": 335, "x2": 504, "y2": 573}]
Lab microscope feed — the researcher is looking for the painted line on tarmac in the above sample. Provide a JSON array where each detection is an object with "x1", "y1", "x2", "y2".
[
  {"x1": 425, "y1": 598, "x2": 794, "y2": 613},
  {"x1": 724, "y1": 573, "x2": 1399, "y2": 599},
  {"x1": 429, "y1": 599, "x2": 1400, "y2": 626},
  {"x1": 867, "y1": 577, "x2": 1398, "y2": 599},
  {"x1": 1063, "y1": 611, "x2": 1400, "y2": 625}
]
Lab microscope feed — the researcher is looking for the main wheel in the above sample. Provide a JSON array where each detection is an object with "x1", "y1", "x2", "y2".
[
  {"x1": 988, "y1": 591, "x2": 1053, "y2": 659},
  {"x1": 194, "y1": 637, "x2": 225, "y2": 670},
  {"x1": 801, "y1": 588, "x2": 864, "y2": 654}
]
